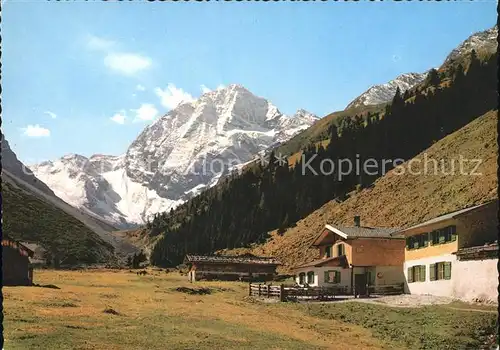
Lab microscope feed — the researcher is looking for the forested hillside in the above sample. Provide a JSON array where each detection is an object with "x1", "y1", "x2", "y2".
[
  {"x1": 2, "y1": 172, "x2": 116, "y2": 266},
  {"x1": 149, "y1": 50, "x2": 497, "y2": 267},
  {"x1": 222, "y1": 109, "x2": 498, "y2": 271}
]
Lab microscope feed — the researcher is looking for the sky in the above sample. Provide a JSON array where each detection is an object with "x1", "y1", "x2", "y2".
[{"x1": 3, "y1": 1, "x2": 496, "y2": 164}]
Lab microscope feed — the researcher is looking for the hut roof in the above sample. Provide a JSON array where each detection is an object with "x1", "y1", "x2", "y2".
[{"x1": 184, "y1": 253, "x2": 280, "y2": 265}]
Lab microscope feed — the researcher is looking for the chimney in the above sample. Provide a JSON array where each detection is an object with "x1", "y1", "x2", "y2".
[{"x1": 354, "y1": 216, "x2": 361, "y2": 227}]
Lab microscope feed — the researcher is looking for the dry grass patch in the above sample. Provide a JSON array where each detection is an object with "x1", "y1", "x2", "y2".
[
  {"x1": 6, "y1": 269, "x2": 494, "y2": 349},
  {"x1": 3, "y1": 269, "x2": 387, "y2": 350}
]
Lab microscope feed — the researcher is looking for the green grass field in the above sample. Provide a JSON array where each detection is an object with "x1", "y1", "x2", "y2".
[{"x1": 3, "y1": 269, "x2": 497, "y2": 349}]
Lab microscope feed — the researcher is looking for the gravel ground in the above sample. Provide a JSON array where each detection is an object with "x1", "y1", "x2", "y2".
[
  {"x1": 254, "y1": 294, "x2": 497, "y2": 309},
  {"x1": 343, "y1": 294, "x2": 457, "y2": 308}
]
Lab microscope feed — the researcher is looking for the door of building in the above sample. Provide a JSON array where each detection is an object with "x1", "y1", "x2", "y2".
[{"x1": 354, "y1": 274, "x2": 367, "y2": 296}]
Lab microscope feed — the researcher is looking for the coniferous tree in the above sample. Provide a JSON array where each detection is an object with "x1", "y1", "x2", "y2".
[{"x1": 427, "y1": 68, "x2": 440, "y2": 86}]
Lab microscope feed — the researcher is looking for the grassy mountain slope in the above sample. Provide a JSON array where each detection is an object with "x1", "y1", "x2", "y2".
[
  {"x1": 2, "y1": 171, "x2": 116, "y2": 265},
  {"x1": 1, "y1": 133, "x2": 139, "y2": 262},
  {"x1": 1, "y1": 133, "x2": 123, "y2": 236},
  {"x1": 221, "y1": 110, "x2": 498, "y2": 272}
]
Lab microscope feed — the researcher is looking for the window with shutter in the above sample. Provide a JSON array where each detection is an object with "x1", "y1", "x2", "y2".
[
  {"x1": 408, "y1": 237, "x2": 414, "y2": 250},
  {"x1": 450, "y1": 226, "x2": 457, "y2": 241},
  {"x1": 444, "y1": 227, "x2": 451, "y2": 242},
  {"x1": 414, "y1": 266, "x2": 420, "y2": 282},
  {"x1": 437, "y1": 262, "x2": 445, "y2": 280},
  {"x1": 407, "y1": 267, "x2": 414, "y2": 283},
  {"x1": 335, "y1": 271, "x2": 341, "y2": 283},
  {"x1": 323, "y1": 270, "x2": 336, "y2": 283},
  {"x1": 325, "y1": 246, "x2": 332, "y2": 258},
  {"x1": 307, "y1": 271, "x2": 315, "y2": 284},
  {"x1": 432, "y1": 231, "x2": 439, "y2": 245},
  {"x1": 337, "y1": 244, "x2": 345, "y2": 257},
  {"x1": 422, "y1": 233, "x2": 428, "y2": 247},
  {"x1": 413, "y1": 239, "x2": 420, "y2": 249},
  {"x1": 419, "y1": 265, "x2": 426, "y2": 282},
  {"x1": 439, "y1": 231, "x2": 445, "y2": 243},
  {"x1": 444, "y1": 262, "x2": 452, "y2": 280},
  {"x1": 429, "y1": 264, "x2": 436, "y2": 281}
]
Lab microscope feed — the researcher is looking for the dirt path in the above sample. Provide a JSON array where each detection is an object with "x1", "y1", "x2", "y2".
[{"x1": 341, "y1": 294, "x2": 497, "y2": 313}]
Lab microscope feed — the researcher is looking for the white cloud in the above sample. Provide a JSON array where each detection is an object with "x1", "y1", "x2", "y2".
[
  {"x1": 44, "y1": 111, "x2": 57, "y2": 119},
  {"x1": 110, "y1": 112, "x2": 127, "y2": 125},
  {"x1": 86, "y1": 35, "x2": 152, "y2": 76},
  {"x1": 155, "y1": 84, "x2": 194, "y2": 110},
  {"x1": 86, "y1": 35, "x2": 116, "y2": 51},
  {"x1": 104, "y1": 53, "x2": 152, "y2": 76},
  {"x1": 132, "y1": 103, "x2": 158, "y2": 122},
  {"x1": 21, "y1": 124, "x2": 51, "y2": 138},
  {"x1": 200, "y1": 84, "x2": 225, "y2": 94},
  {"x1": 136, "y1": 84, "x2": 146, "y2": 91},
  {"x1": 200, "y1": 85, "x2": 211, "y2": 94}
]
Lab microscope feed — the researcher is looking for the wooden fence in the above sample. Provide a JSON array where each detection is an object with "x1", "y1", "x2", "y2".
[
  {"x1": 249, "y1": 283, "x2": 286, "y2": 301},
  {"x1": 249, "y1": 283, "x2": 404, "y2": 302},
  {"x1": 249, "y1": 283, "x2": 349, "y2": 302}
]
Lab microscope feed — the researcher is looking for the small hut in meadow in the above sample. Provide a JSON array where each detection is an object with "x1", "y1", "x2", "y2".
[
  {"x1": 184, "y1": 253, "x2": 280, "y2": 282},
  {"x1": 2, "y1": 237, "x2": 34, "y2": 286}
]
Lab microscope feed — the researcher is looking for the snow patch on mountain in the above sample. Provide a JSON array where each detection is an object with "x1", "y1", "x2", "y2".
[
  {"x1": 345, "y1": 72, "x2": 427, "y2": 110},
  {"x1": 32, "y1": 84, "x2": 318, "y2": 227},
  {"x1": 443, "y1": 25, "x2": 498, "y2": 66},
  {"x1": 345, "y1": 25, "x2": 497, "y2": 111}
]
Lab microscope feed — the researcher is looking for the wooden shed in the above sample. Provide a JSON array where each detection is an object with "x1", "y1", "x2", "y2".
[
  {"x1": 184, "y1": 253, "x2": 280, "y2": 282},
  {"x1": 2, "y1": 237, "x2": 34, "y2": 286}
]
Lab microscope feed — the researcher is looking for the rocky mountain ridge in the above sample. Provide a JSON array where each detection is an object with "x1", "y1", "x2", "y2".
[
  {"x1": 345, "y1": 72, "x2": 428, "y2": 109},
  {"x1": 32, "y1": 84, "x2": 318, "y2": 227},
  {"x1": 346, "y1": 25, "x2": 497, "y2": 110}
]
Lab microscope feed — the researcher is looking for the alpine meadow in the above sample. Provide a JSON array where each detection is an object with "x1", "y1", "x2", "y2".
[{"x1": 2, "y1": 4, "x2": 498, "y2": 350}]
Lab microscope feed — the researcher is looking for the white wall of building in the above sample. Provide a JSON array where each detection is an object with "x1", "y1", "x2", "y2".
[
  {"x1": 403, "y1": 254, "x2": 456, "y2": 296},
  {"x1": 295, "y1": 266, "x2": 351, "y2": 288},
  {"x1": 404, "y1": 254, "x2": 498, "y2": 302},
  {"x1": 295, "y1": 265, "x2": 405, "y2": 289},
  {"x1": 452, "y1": 258, "x2": 497, "y2": 303}
]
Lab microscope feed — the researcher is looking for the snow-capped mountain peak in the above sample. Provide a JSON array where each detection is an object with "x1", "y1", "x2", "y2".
[
  {"x1": 32, "y1": 84, "x2": 317, "y2": 227},
  {"x1": 293, "y1": 109, "x2": 320, "y2": 123}
]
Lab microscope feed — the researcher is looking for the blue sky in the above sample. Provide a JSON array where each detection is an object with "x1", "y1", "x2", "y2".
[{"x1": 3, "y1": 1, "x2": 496, "y2": 164}]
